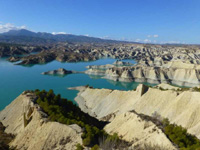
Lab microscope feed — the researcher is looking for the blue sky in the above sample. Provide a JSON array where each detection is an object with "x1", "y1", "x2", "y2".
[{"x1": 0, "y1": 0, "x2": 199, "y2": 44}]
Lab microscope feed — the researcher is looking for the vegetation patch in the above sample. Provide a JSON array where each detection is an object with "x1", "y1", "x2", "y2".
[
  {"x1": 33, "y1": 89, "x2": 126, "y2": 148},
  {"x1": 29, "y1": 89, "x2": 200, "y2": 149},
  {"x1": 192, "y1": 87, "x2": 200, "y2": 92},
  {"x1": 163, "y1": 119, "x2": 200, "y2": 150}
]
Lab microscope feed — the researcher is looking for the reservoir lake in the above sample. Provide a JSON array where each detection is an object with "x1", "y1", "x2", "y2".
[{"x1": 0, "y1": 58, "x2": 155, "y2": 110}]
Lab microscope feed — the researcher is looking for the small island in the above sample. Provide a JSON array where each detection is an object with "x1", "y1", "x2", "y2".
[{"x1": 41, "y1": 68, "x2": 82, "y2": 75}]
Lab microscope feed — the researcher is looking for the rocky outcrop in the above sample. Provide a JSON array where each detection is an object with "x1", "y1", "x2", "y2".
[
  {"x1": 0, "y1": 92, "x2": 83, "y2": 150},
  {"x1": 41, "y1": 68, "x2": 81, "y2": 75},
  {"x1": 7, "y1": 56, "x2": 21, "y2": 62},
  {"x1": 85, "y1": 69, "x2": 106, "y2": 75},
  {"x1": 0, "y1": 45, "x2": 29, "y2": 57},
  {"x1": 86, "y1": 64, "x2": 114, "y2": 70},
  {"x1": 17, "y1": 50, "x2": 99, "y2": 65},
  {"x1": 18, "y1": 51, "x2": 56, "y2": 65},
  {"x1": 85, "y1": 60, "x2": 200, "y2": 87},
  {"x1": 136, "y1": 84, "x2": 149, "y2": 96},
  {"x1": 85, "y1": 61, "x2": 134, "y2": 76},
  {"x1": 73, "y1": 84, "x2": 200, "y2": 139},
  {"x1": 0, "y1": 43, "x2": 45, "y2": 58},
  {"x1": 113, "y1": 60, "x2": 133, "y2": 66},
  {"x1": 73, "y1": 85, "x2": 144, "y2": 119}
]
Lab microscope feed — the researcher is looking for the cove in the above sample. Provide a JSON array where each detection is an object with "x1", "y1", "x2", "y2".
[{"x1": 0, "y1": 58, "x2": 156, "y2": 110}]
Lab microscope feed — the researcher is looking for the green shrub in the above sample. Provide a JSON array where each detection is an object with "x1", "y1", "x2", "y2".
[
  {"x1": 83, "y1": 137, "x2": 91, "y2": 146},
  {"x1": 75, "y1": 143, "x2": 84, "y2": 150},
  {"x1": 162, "y1": 118, "x2": 200, "y2": 149},
  {"x1": 91, "y1": 144, "x2": 100, "y2": 150}
]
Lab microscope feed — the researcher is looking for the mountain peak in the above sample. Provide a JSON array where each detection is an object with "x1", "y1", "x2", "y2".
[
  {"x1": 2, "y1": 29, "x2": 36, "y2": 36},
  {"x1": 0, "y1": 29, "x2": 125, "y2": 45}
]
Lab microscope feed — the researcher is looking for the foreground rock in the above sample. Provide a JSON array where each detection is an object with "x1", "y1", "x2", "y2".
[
  {"x1": 104, "y1": 111, "x2": 176, "y2": 149},
  {"x1": 73, "y1": 84, "x2": 200, "y2": 139},
  {"x1": 0, "y1": 92, "x2": 82, "y2": 150},
  {"x1": 69, "y1": 85, "x2": 177, "y2": 149}
]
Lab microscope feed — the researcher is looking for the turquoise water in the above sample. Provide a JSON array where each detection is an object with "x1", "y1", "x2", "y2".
[{"x1": 0, "y1": 58, "x2": 155, "y2": 110}]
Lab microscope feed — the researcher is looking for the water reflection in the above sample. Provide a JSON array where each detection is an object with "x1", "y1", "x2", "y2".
[{"x1": 0, "y1": 57, "x2": 153, "y2": 110}]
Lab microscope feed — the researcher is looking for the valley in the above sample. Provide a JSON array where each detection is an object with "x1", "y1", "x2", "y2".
[{"x1": 1, "y1": 30, "x2": 200, "y2": 150}]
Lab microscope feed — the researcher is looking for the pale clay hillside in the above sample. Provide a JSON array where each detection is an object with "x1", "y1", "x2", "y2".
[
  {"x1": 73, "y1": 84, "x2": 200, "y2": 139},
  {"x1": 0, "y1": 93, "x2": 83, "y2": 150},
  {"x1": 0, "y1": 86, "x2": 178, "y2": 150}
]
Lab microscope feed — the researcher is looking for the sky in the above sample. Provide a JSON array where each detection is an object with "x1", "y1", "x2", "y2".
[{"x1": 0, "y1": 0, "x2": 199, "y2": 44}]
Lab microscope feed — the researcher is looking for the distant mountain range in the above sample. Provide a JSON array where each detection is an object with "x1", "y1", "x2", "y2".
[{"x1": 0, "y1": 29, "x2": 128, "y2": 45}]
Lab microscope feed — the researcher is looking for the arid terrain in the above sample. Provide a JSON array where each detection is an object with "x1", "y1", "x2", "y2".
[{"x1": 1, "y1": 30, "x2": 200, "y2": 150}]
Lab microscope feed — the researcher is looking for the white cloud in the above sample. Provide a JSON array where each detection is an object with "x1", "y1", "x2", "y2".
[
  {"x1": 134, "y1": 39, "x2": 141, "y2": 42},
  {"x1": 144, "y1": 39, "x2": 151, "y2": 43},
  {"x1": 52, "y1": 32, "x2": 68, "y2": 35},
  {"x1": 84, "y1": 34, "x2": 89, "y2": 37},
  {"x1": 153, "y1": 35, "x2": 159, "y2": 38},
  {"x1": 147, "y1": 34, "x2": 159, "y2": 38},
  {"x1": 0, "y1": 23, "x2": 26, "y2": 33}
]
